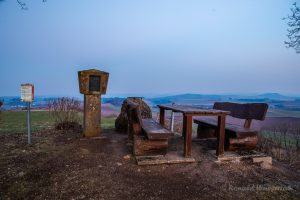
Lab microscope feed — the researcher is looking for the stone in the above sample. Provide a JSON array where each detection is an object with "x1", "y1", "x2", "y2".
[
  {"x1": 252, "y1": 156, "x2": 272, "y2": 169},
  {"x1": 123, "y1": 154, "x2": 131, "y2": 160},
  {"x1": 115, "y1": 97, "x2": 152, "y2": 133},
  {"x1": 78, "y1": 69, "x2": 109, "y2": 137},
  {"x1": 18, "y1": 171, "x2": 25, "y2": 177}
]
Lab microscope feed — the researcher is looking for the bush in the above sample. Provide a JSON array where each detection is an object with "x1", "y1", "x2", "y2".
[
  {"x1": 257, "y1": 123, "x2": 300, "y2": 164},
  {"x1": 0, "y1": 100, "x2": 4, "y2": 112},
  {"x1": 0, "y1": 100, "x2": 3, "y2": 120},
  {"x1": 48, "y1": 97, "x2": 82, "y2": 130}
]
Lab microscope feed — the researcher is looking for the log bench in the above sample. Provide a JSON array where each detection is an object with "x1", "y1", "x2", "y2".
[
  {"x1": 126, "y1": 101, "x2": 173, "y2": 156},
  {"x1": 193, "y1": 102, "x2": 268, "y2": 151}
]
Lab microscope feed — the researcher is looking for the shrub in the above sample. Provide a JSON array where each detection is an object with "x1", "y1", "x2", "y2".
[
  {"x1": 257, "y1": 123, "x2": 300, "y2": 164},
  {"x1": 0, "y1": 100, "x2": 4, "y2": 112},
  {"x1": 0, "y1": 100, "x2": 3, "y2": 120},
  {"x1": 48, "y1": 97, "x2": 82, "y2": 130}
]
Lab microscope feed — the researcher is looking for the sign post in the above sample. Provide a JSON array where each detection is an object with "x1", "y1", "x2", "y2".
[
  {"x1": 27, "y1": 101, "x2": 31, "y2": 144},
  {"x1": 21, "y1": 84, "x2": 34, "y2": 144}
]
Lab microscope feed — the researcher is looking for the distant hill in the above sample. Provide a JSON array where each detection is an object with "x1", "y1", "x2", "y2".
[
  {"x1": 148, "y1": 93, "x2": 235, "y2": 105},
  {"x1": 158, "y1": 93, "x2": 225, "y2": 100},
  {"x1": 251, "y1": 93, "x2": 294, "y2": 100},
  {"x1": 1, "y1": 93, "x2": 300, "y2": 111}
]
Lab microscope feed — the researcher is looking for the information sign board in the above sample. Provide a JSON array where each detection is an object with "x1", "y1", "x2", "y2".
[{"x1": 21, "y1": 84, "x2": 34, "y2": 102}]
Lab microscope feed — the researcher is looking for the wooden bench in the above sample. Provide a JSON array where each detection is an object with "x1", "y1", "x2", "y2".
[
  {"x1": 126, "y1": 101, "x2": 173, "y2": 156},
  {"x1": 193, "y1": 102, "x2": 268, "y2": 151}
]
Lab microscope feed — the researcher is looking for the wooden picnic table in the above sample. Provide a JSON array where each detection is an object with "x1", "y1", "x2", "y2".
[{"x1": 157, "y1": 104, "x2": 230, "y2": 157}]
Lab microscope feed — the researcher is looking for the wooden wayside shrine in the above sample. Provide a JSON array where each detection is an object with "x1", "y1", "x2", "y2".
[{"x1": 78, "y1": 69, "x2": 109, "y2": 137}]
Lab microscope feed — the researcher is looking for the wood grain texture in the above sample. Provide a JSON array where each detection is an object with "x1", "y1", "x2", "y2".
[
  {"x1": 194, "y1": 102, "x2": 268, "y2": 152},
  {"x1": 134, "y1": 135, "x2": 168, "y2": 156},
  {"x1": 159, "y1": 107, "x2": 165, "y2": 126},
  {"x1": 216, "y1": 115, "x2": 226, "y2": 156},
  {"x1": 213, "y1": 102, "x2": 268, "y2": 121},
  {"x1": 183, "y1": 115, "x2": 193, "y2": 157},
  {"x1": 157, "y1": 105, "x2": 230, "y2": 115},
  {"x1": 194, "y1": 118, "x2": 258, "y2": 138},
  {"x1": 126, "y1": 101, "x2": 143, "y2": 141},
  {"x1": 142, "y1": 118, "x2": 172, "y2": 140},
  {"x1": 127, "y1": 101, "x2": 172, "y2": 156},
  {"x1": 158, "y1": 104, "x2": 229, "y2": 157}
]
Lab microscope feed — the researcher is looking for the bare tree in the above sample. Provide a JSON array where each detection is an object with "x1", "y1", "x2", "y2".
[
  {"x1": 284, "y1": 2, "x2": 300, "y2": 53},
  {"x1": 0, "y1": 0, "x2": 47, "y2": 10},
  {"x1": 16, "y1": 0, "x2": 28, "y2": 10},
  {"x1": 48, "y1": 97, "x2": 82, "y2": 130}
]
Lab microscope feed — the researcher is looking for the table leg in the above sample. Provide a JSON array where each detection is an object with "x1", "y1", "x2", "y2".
[
  {"x1": 159, "y1": 108, "x2": 165, "y2": 126},
  {"x1": 216, "y1": 115, "x2": 226, "y2": 156},
  {"x1": 182, "y1": 115, "x2": 186, "y2": 138},
  {"x1": 183, "y1": 115, "x2": 192, "y2": 157}
]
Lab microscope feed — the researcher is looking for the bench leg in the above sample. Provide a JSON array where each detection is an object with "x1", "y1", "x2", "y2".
[
  {"x1": 159, "y1": 108, "x2": 165, "y2": 126},
  {"x1": 182, "y1": 116, "x2": 186, "y2": 138},
  {"x1": 216, "y1": 115, "x2": 226, "y2": 157},
  {"x1": 183, "y1": 115, "x2": 192, "y2": 157}
]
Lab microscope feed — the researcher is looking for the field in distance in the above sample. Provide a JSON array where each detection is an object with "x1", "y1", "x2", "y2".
[{"x1": 0, "y1": 111, "x2": 116, "y2": 134}]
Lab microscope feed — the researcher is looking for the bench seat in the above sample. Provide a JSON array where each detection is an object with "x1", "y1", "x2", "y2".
[
  {"x1": 126, "y1": 100, "x2": 173, "y2": 156},
  {"x1": 142, "y1": 118, "x2": 173, "y2": 140},
  {"x1": 193, "y1": 118, "x2": 258, "y2": 138},
  {"x1": 193, "y1": 102, "x2": 268, "y2": 151}
]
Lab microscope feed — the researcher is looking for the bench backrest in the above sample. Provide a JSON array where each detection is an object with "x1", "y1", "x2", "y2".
[
  {"x1": 213, "y1": 102, "x2": 268, "y2": 128},
  {"x1": 126, "y1": 101, "x2": 143, "y2": 138}
]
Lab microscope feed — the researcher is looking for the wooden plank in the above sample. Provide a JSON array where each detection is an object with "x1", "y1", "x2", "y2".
[
  {"x1": 214, "y1": 151, "x2": 268, "y2": 161},
  {"x1": 244, "y1": 119, "x2": 252, "y2": 129},
  {"x1": 213, "y1": 102, "x2": 268, "y2": 121},
  {"x1": 142, "y1": 119, "x2": 172, "y2": 140},
  {"x1": 126, "y1": 101, "x2": 143, "y2": 140},
  {"x1": 136, "y1": 152, "x2": 195, "y2": 165},
  {"x1": 194, "y1": 118, "x2": 259, "y2": 150},
  {"x1": 193, "y1": 118, "x2": 258, "y2": 137},
  {"x1": 134, "y1": 135, "x2": 168, "y2": 156},
  {"x1": 182, "y1": 115, "x2": 187, "y2": 138},
  {"x1": 136, "y1": 155, "x2": 166, "y2": 165},
  {"x1": 157, "y1": 105, "x2": 230, "y2": 115},
  {"x1": 183, "y1": 115, "x2": 193, "y2": 157},
  {"x1": 228, "y1": 136, "x2": 258, "y2": 151},
  {"x1": 159, "y1": 107, "x2": 165, "y2": 126},
  {"x1": 216, "y1": 115, "x2": 225, "y2": 156}
]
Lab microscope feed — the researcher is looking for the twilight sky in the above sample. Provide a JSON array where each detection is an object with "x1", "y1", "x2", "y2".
[{"x1": 0, "y1": 0, "x2": 299, "y2": 97}]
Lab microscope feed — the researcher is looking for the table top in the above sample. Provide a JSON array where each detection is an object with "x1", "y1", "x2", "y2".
[{"x1": 157, "y1": 104, "x2": 230, "y2": 115}]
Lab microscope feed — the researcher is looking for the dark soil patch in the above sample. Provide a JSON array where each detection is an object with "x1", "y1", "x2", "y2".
[{"x1": 0, "y1": 129, "x2": 299, "y2": 200}]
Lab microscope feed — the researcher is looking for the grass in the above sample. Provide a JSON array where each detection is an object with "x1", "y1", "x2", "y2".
[
  {"x1": 0, "y1": 111, "x2": 116, "y2": 134},
  {"x1": 101, "y1": 117, "x2": 116, "y2": 129},
  {"x1": 261, "y1": 130, "x2": 298, "y2": 149}
]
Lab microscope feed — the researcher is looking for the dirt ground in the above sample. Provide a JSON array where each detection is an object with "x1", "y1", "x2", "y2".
[{"x1": 0, "y1": 129, "x2": 299, "y2": 200}]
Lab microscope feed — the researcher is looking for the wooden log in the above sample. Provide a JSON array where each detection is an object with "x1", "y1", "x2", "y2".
[
  {"x1": 228, "y1": 136, "x2": 258, "y2": 151},
  {"x1": 126, "y1": 102, "x2": 143, "y2": 141},
  {"x1": 142, "y1": 118, "x2": 172, "y2": 140},
  {"x1": 134, "y1": 135, "x2": 168, "y2": 156}
]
